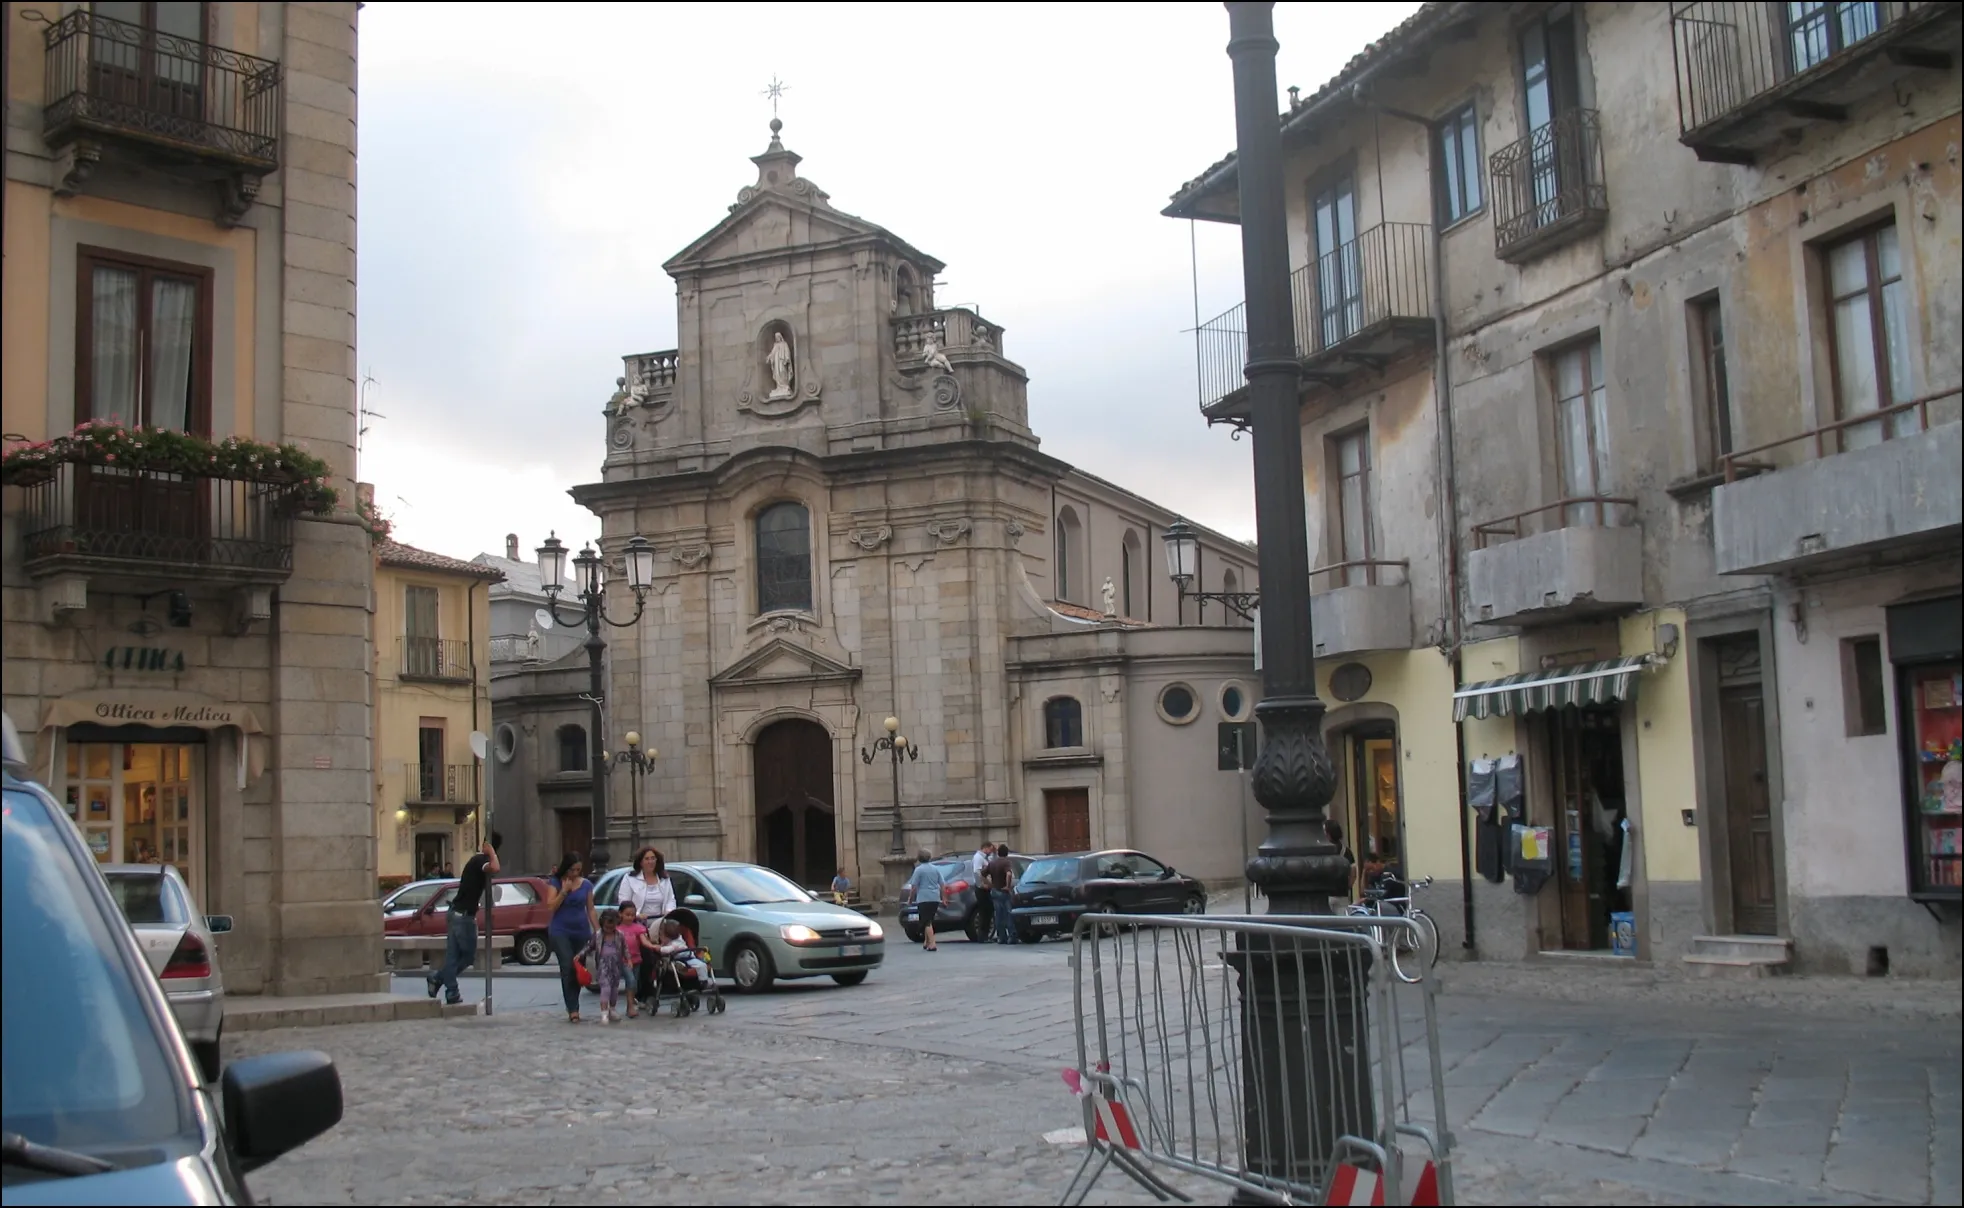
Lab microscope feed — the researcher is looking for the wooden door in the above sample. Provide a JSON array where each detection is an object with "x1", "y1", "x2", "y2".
[
  {"x1": 557, "y1": 810, "x2": 590, "y2": 869},
  {"x1": 752, "y1": 720, "x2": 834, "y2": 887},
  {"x1": 1719, "y1": 681, "x2": 1777, "y2": 934},
  {"x1": 1044, "y1": 788, "x2": 1091, "y2": 854}
]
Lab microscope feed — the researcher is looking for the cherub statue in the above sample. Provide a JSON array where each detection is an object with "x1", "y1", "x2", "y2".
[{"x1": 921, "y1": 336, "x2": 954, "y2": 374}]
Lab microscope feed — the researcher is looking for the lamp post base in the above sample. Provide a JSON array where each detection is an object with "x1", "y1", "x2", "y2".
[{"x1": 878, "y1": 853, "x2": 915, "y2": 914}]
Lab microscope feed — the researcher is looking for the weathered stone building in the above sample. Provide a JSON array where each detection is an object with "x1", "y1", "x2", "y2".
[
  {"x1": 2, "y1": 3, "x2": 377, "y2": 992},
  {"x1": 549, "y1": 121, "x2": 1261, "y2": 897},
  {"x1": 1168, "y1": 1, "x2": 1960, "y2": 974}
]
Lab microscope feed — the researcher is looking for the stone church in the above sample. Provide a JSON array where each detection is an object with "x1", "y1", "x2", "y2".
[{"x1": 549, "y1": 120, "x2": 1261, "y2": 898}]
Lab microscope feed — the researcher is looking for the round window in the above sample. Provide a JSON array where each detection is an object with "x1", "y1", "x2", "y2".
[
  {"x1": 1158, "y1": 683, "x2": 1199, "y2": 725},
  {"x1": 1220, "y1": 683, "x2": 1249, "y2": 721},
  {"x1": 494, "y1": 723, "x2": 518, "y2": 764}
]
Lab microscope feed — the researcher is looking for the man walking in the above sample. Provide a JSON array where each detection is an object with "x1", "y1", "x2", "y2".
[
  {"x1": 984, "y1": 843, "x2": 1018, "y2": 944},
  {"x1": 427, "y1": 830, "x2": 501, "y2": 1005},
  {"x1": 904, "y1": 849, "x2": 946, "y2": 952}
]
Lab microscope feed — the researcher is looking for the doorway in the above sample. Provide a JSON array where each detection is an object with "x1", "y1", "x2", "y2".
[
  {"x1": 1543, "y1": 705, "x2": 1629, "y2": 951},
  {"x1": 1044, "y1": 788, "x2": 1091, "y2": 853},
  {"x1": 1345, "y1": 726, "x2": 1401, "y2": 893},
  {"x1": 414, "y1": 833, "x2": 450, "y2": 880},
  {"x1": 753, "y1": 719, "x2": 836, "y2": 888},
  {"x1": 1712, "y1": 634, "x2": 1777, "y2": 934},
  {"x1": 59, "y1": 737, "x2": 203, "y2": 898},
  {"x1": 556, "y1": 809, "x2": 590, "y2": 869}
]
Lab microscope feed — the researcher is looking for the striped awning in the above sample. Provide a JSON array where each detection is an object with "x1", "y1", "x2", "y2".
[{"x1": 1452, "y1": 656, "x2": 1657, "y2": 722}]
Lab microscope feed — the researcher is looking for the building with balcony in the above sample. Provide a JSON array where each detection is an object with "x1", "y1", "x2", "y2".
[
  {"x1": 1163, "y1": 1, "x2": 1960, "y2": 976},
  {"x1": 370, "y1": 532, "x2": 501, "y2": 883},
  {"x1": 1, "y1": 3, "x2": 373, "y2": 995}
]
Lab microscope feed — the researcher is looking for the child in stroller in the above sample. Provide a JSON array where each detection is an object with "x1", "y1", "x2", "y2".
[{"x1": 652, "y1": 908, "x2": 726, "y2": 1017}]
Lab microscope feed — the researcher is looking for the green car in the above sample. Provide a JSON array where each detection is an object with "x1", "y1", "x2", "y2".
[{"x1": 594, "y1": 861, "x2": 884, "y2": 991}]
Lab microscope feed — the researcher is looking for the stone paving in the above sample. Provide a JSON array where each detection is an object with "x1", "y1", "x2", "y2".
[{"x1": 233, "y1": 931, "x2": 1961, "y2": 1206}]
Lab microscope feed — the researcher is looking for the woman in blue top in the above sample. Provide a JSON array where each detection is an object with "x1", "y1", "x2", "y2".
[{"x1": 543, "y1": 853, "x2": 599, "y2": 1022}]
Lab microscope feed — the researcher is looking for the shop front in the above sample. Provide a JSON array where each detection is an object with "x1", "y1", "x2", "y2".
[{"x1": 1892, "y1": 596, "x2": 1962, "y2": 902}]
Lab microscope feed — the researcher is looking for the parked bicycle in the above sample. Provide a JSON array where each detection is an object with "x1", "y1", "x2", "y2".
[{"x1": 1345, "y1": 871, "x2": 1439, "y2": 983}]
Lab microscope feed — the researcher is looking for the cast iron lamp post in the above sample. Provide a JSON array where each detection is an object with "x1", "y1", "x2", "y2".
[
  {"x1": 603, "y1": 731, "x2": 657, "y2": 854},
  {"x1": 1163, "y1": 518, "x2": 1262, "y2": 622},
  {"x1": 860, "y1": 715, "x2": 918, "y2": 855},
  {"x1": 537, "y1": 531, "x2": 657, "y2": 875},
  {"x1": 1220, "y1": 1, "x2": 1373, "y2": 1191}
]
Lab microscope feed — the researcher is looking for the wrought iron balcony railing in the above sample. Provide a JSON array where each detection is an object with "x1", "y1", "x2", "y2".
[
  {"x1": 406, "y1": 763, "x2": 479, "y2": 807},
  {"x1": 17, "y1": 462, "x2": 297, "y2": 584},
  {"x1": 1489, "y1": 109, "x2": 1608, "y2": 262},
  {"x1": 1193, "y1": 222, "x2": 1434, "y2": 414},
  {"x1": 399, "y1": 637, "x2": 475, "y2": 684},
  {"x1": 42, "y1": 9, "x2": 281, "y2": 171}
]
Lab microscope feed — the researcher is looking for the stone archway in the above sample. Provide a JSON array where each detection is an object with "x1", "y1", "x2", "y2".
[{"x1": 753, "y1": 718, "x2": 836, "y2": 888}]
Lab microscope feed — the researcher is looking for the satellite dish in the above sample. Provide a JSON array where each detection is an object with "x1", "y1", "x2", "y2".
[
  {"x1": 469, "y1": 731, "x2": 489, "y2": 760},
  {"x1": 534, "y1": 608, "x2": 555, "y2": 631}
]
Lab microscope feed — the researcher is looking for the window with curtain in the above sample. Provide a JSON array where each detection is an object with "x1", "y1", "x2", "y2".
[
  {"x1": 1551, "y1": 338, "x2": 1612, "y2": 526},
  {"x1": 1436, "y1": 103, "x2": 1482, "y2": 224},
  {"x1": 1825, "y1": 222, "x2": 1917, "y2": 449},
  {"x1": 1333, "y1": 428, "x2": 1375, "y2": 585},
  {"x1": 1044, "y1": 698, "x2": 1083, "y2": 749},
  {"x1": 756, "y1": 502, "x2": 813, "y2": 614},
  {"x1": 79, "y1": 250, "x2": 207, "y2": 432}
]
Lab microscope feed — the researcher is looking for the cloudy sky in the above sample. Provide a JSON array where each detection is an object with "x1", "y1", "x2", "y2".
[{"x1": 353, "y1": 1, "x2": 1421, "y2": 560}]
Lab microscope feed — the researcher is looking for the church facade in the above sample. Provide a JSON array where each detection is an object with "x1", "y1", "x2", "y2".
[{"x1": 563, "y1": 122, "x2": 1259, "y2": 898}]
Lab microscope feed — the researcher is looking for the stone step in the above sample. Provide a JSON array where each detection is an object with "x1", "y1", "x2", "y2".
[
  {"x1": 1688, "y1": 934, "x2": 1793, "y2": 961},
  {"x1": 1682, "y1": 953, "x2": 1790, "y2": 979},
  {"x1": 225, "y1": 991, "x2": 479, "y2": 1033}
]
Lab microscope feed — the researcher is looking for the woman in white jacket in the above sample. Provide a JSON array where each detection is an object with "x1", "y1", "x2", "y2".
[{"x1": 623, "y1": 847, "x2": 675, "y2": 1007}]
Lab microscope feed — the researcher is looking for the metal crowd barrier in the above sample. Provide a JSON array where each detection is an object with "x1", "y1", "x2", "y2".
[{"x1": 1060, "y1": 913, "x2": 1453, "y2": 1206}]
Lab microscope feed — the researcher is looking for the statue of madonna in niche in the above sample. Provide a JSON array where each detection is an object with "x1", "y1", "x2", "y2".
[{"x1": 765, "y1": 329, "x2": 795, "y2": 400}]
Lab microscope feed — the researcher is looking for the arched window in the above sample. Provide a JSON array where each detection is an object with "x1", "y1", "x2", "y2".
[
  {"x1": 557, "y1": 724, "x2": 587, "y2": 772},
  {"x1": 1044, "y1": 697, "x2": 1084, "y2": 748},
  {"x1": 1120, "y1": 529, "x2": 1142, "y2": 618},
  {"x1": 894, "y1": 264, "x2": 919, "y2": 316},
  {"x1": 1054, "y1": 506, "x2": 1083, "y2": 603},
  {"x1": 756, "y1": 501, "x2": 813, "y2": 614},
  {"x1": 1221, "y1": 568, "x2": 1245, "y2": 627}
]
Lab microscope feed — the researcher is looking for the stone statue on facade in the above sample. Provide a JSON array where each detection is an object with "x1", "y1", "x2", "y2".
[
  {"x1": 920, "y1": 336, "x2": 954, "y2": 375},
  {"x1": 526, "y1": 628, "x2": 542, "y2": 662},
  {"x1": 1101, "y1": 576, "x2": 1117, "y2": 619},
  {"x1": 766, "y1": 331, "x2": 795, "y2": 399}
]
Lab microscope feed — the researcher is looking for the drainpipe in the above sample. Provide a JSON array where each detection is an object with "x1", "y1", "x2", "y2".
[
  {"x1": 1352, "y1": 84, "x2": 1475, "y2": 953},
  {"x1": 469, "y1": 582, "x2": 481, "y2": 849}
]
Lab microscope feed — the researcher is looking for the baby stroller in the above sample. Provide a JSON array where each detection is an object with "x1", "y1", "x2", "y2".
[{"x1": 651, "y1": 907, "x2": 726, "y2": 1017}]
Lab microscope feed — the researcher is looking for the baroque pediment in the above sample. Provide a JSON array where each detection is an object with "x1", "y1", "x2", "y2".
[
  {"x1": 665, "y1": 191, "x2": 926, "y2": 273},
  {"x1": 708, "y1": 636, "x2": 860, "y2": 688}
]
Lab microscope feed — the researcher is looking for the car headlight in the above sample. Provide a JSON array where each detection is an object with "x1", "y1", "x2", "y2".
[
  {"x1": 866, "y1": 920, "x2": 884, "y2": 940},
  {"x1": 780, "y1": 924, "x2": 821, "y2": 943}
]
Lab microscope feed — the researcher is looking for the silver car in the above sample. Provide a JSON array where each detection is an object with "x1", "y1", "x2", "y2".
[{"x1": 101, "y1": 863, "x2": 230, "y2": 1082}]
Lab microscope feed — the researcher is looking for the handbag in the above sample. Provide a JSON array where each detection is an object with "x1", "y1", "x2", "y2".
[{"x1": 574, "y1": 956, "x2": 593, "y2": 988}]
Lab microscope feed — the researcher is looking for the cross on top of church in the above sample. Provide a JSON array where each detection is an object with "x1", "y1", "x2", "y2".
[{"x1": 762, "y1": 76, "x2": 790, "y2": 121}]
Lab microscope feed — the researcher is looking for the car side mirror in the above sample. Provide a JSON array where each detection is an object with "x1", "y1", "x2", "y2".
[
  {"x1": 207, "y1": 914, "x2": 235, "y2": 933},
  {"x1": 1160, "y1": 868, "x2": 1175, "y2": 879},
  {"x1": 682, "y1": 893, "x2": 709, "y2": 909},
  {"x1": 221, "y1": 1050, "x2": 342, "y2": 1172}
]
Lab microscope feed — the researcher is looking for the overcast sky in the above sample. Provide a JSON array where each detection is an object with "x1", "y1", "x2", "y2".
[{"x1": 353, "y1": 1, "x2": 1421, "y2": 560}]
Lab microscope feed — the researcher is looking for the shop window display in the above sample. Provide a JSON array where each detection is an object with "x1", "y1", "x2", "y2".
[{"x1": 1905, "y1": 663, "x2": 1962, "y2": 895}]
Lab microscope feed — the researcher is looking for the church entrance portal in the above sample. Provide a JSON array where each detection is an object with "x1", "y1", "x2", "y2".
[{"x1": 753, "y1": 719, "x2": 837, "y2": 889}]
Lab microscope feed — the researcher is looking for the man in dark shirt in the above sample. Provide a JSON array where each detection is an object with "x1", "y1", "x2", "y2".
[
  {"x1": 984, "y1": 844, "x2": 1018, "y2": 945},
  {"x1": 427, "y1": 831, "x2": 501, "y2": 1005}
]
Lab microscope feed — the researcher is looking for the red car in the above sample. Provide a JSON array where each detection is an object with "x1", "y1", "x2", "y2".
[{"x1": 383, "y1": 876, "x2": 557, "y2": 965}]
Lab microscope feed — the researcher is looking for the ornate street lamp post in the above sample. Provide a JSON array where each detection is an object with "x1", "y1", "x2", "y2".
[
  {"x1": 537, "y1": 531, "x2": 657, "y2": 875},
  {"x1": 1164, "y1": 518, "x2": 1262, "y2": 622},
  {"x1": 603, "y1": 731, "x2": 657, "y2": 854},
  {"x1": 860, "y1": 715, "x2": 919, "y2": 855},
  {"x1": 1221, "y1": 1, "x2": 1372, "y2": 1190}
]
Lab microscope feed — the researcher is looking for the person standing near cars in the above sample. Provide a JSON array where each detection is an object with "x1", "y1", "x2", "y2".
[
  {"x1": 984, "y1": 843, "x2": 1017, "y2": 944},
  {"x1": 543, "y1": 853, "x2": 598, "y2": 1023},
  {"x1": 621, "y1": 847, "x2": 676, "y2": 921},
  {"x1": 971, "y1": 839, "x2": 995, "y2": 936},
  {"x1": 905, "y1": 849, "x2": 946, "y2": 952},
  {"x1": 426, "y1": 831, "x2": 500, "y2": 1005}
]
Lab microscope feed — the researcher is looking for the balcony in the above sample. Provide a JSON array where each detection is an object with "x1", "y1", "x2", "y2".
[
  {"x1": 1488, "y1": 110, "x2": 1608, "y2": 263},
  {"x1": 405, "y1": 763, "x2": 479, "y2": 811},
  {"x1": 1713, "y1": 391, "x2": 1961, "y2": 576},
  {"x1": 619, "y1": 349, "x2": 677, "y2": 410},
  {"x1": 399, "y1": 637, "x2": 475, "y2": 685},
  {"x1": 892, "y1": 307, "x2": 1003, "y2": 363},
  {"x1": 1195, "y1": 222, "x2": 1435, "y2": 423},
  {"x1": 1467, "y1": 498, "x2": 1643, "y2": 627},
  {"x1": 1309, "y1": 560, "x2": 1413, "y2": 658},
  {"x1": 41, "y1": 11, "x2": 281, "y2": 220},
  {"x1": 1671, "y1": 1, "x2": 1959, "y2": 165},
  {"x1": 16, "y1": 463, "x2": 297, "y2": 587}
]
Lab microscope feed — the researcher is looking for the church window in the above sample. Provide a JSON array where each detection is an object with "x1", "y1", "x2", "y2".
[
  {"x1": 557, "y1": 724, "x2": 587, "y2": 772},
  {"x1": 757, "y1": 501, "x2": 814, "y2": 614},
  {"x1": 1044, "y1": 698, "x2": 1084, "y2": 749},
  {"x1": 1054, "y1": 506, "x2": 1084, "y2": 603}
]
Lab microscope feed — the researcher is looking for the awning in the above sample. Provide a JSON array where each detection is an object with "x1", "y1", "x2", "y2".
[
  {"x1": 1453, "y1": 656, "x2": 1658, "y2": 722},
  {"x1": 36, "y1": 691, "x2": 268, "y2": 789}
]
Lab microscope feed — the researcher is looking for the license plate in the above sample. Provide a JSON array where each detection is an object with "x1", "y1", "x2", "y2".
[
  {"x1": 840, "y1": 944, "x2": 864, "y2": 957},
  {"x1": 1031, "y1": 915, "x2": 1059, "y2": 926}
]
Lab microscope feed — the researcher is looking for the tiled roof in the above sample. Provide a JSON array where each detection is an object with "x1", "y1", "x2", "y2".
[
  {"x1": 377, "y1": 541, "x2": 507, "y2": 581},
  {"x1": 1049, "y1": 601, "x2": 1154, "y2": 628},
  {"x1": 472, "y1": 553, "x2": 544, "y2": 596},
  {"x1": 1165, "y1": 2, "x2": 1467, "y2": 218}
]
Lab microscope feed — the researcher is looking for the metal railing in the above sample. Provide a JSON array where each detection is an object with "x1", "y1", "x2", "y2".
[
  {"x1": 1195, "y1": 222, "x2": 1433, "y2": 411},
  {"x1": 42, "y1": 9, "x2": 281, "y2": 168},
  {"x1": 1310, "y1": 558, "x2": 1410, "y2": 591},
  {"x1": 1718, "y1": 388, "x2": 1960, "y2": 482},
  {"x1": 18, "y1": 463, "x2": 297, "y2": 575},
  {"x1": 1489, "y1": 109, "x2": 1607, "y2": 260},
  {"x1": 1471, "y1": 496, "x2": 1638, "y2": 550},
  {"x1": 406, "y1": 763, "x2": 478, "y2": 807},
  {"x1": 892, "y1": 307, "x2": 1001, "y2": 359},
  {"x1": 399, "y1": 636, "x2": 474, "y2": 683},
  {"x1": 1671, "y1": 1, "x2": 1936, "y2": 136}
]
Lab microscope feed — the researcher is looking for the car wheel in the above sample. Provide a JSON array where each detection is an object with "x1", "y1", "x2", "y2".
[
  {"x1": 902, "y1": 924, "x2": 923, "y2": 944},
  {"x1": 516, "y1": 933, "x2": 551, "y2": 966},
  {"x1": 192, "y1": 1037, "x2": 221, "y2": 1084},
  {"x1": 1096, "y1": 901, "x2": 1120, "y2": 914},
  {"x1": 731, "y1": 942, "x2": 776, "y2": 993},
  {"x1": 831, "y1": 971, "x2": 869, "y2": 987},
  {"x1": 1183, "y1": 894, "x2": 1206, "y2": 915},
  {"x1": 964, "y1": 909, "x2": 990, "y2": 943}
]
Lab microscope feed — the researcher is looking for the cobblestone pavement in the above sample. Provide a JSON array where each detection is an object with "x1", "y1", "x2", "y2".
[{"x1": 235, "y1": 929, "x2": 1961, "y2": 1206}]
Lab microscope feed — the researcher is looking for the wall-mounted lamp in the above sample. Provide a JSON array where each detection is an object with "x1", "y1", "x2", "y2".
[
  {"x1": 394, "y1": 807, "x2": 409, "y2": 822},
  {"x1": 1654, "y1": 622, "x2": 1680, "y2": 661}
]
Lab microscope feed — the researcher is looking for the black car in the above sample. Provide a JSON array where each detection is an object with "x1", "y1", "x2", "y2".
[
  {"x1": 899, "y1": 854, "x2": 1033, "y2": 943},
  {"x1": 1008, "y1": 849, "x2": 1207, "y2": 942},
  {"x1": 2, "y1": 722, "x2": 342, "y2": 1205}
]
